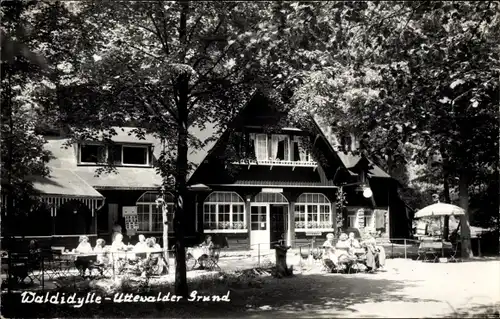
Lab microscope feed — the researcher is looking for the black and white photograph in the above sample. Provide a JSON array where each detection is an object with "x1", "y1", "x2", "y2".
[{"x1": 1, "y1": 0, "x2": 499, "y2": 318}]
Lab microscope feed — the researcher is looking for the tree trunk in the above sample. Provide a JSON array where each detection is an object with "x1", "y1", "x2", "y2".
[
  {"x1": 440, "y1": 145, "x2": 451, "y2": 241},
  {"x1": 173, "y1": 99, "x2": 189, "y2": 297},
  {"x1": 172, "y1": 0, "x2": 190, "y2": 298},
  {"x1": 458, "y1": 171, "x2": 473, "y2": 258},
  {"x1": 442, "y1": 170, "x2": 451, "y2": 240},
  {"x1": 274, "y1": 245, "x2": 292, "y2": 278}
]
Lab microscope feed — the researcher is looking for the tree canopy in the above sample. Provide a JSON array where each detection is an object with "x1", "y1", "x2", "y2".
[{"x1": 2, "y1": 0, "x2": 498, "y2": 290}]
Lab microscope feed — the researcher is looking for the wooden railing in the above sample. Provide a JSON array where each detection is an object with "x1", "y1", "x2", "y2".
[{"x1": 232, "y1": 159, "x2": 317, "y2": 169}]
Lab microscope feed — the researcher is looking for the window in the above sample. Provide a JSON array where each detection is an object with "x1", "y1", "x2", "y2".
[
  {"x1": 203, "y1": 192, "x2": 246, "y2": 232},
  {"x1": 295, "y1": 193, "x2": 332, "y2": 230},
  {"x1": 80, "y1": 145, "x2": 106, "y2": 163},
  {"x1": 123, "y1": 146, "x2": 148, "y2": 165},
  {"x1": 251, "y1": 206, "x2": 267, "y2": 230},
  {"x1": 271, "y1": 135, "x2": 290, "y2": 161},
  {"x1": 347, "y1": 214, "x2": 356, "y2": 228},
  {"x1": 254, "y1": 192, "x2": 288, "y2": 203},
  {"x1": 109, "y1": 145, "x2": 122, "y2": 164},
  {"x1": 78, "y1": 143, "x2": 151, "y2": 166},
  {"x1": 292, "y1": 136, "x2": 313, "y2": 162},
  {"x1": 136, "y1": 191, "x2": 174, "y2": 232},
  {"x1": 255, "y1": 134, "x2": 268, "y2": 161},
  {"x1": 248, "y1": 133, "x2": 256, "y2": 159}
]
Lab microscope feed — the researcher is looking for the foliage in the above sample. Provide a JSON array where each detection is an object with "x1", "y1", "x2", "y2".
[
  {"x1": 283, "y1": 1, "x2": 499, "y2": 257},
  {"x1": 0, "y1": 1, "x2": 71, "y2": 218},
  {"x1": 49, "y1": 1, "x2": 307, "y2": 296}
]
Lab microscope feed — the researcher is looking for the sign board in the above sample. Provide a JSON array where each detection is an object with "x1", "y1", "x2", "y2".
[
  {"x1": 306, "y1": 231, "x2": 322, "y2": 236},
  {"x1": 123, "y1": 206, "x2": 137, "y2": 216},
  {"x1": 261, "y1": 188, "x2": 283, "y2": 193},
  {"x1": 123, "y1": 206, "x2": 139, "y2": 231}
]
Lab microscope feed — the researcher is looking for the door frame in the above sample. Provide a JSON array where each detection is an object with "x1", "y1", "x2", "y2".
[
  {"x1": 269, "y1": 204, "x2": 288, "y2": 245},
  {"x1": 249, "y1": 203, "x2": 270, "y2": 249}
]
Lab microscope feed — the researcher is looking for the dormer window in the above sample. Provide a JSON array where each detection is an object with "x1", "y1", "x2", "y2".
[
  {"x1": 80, "y1": 144, "x2": 107, "y2": 164},
  {"x1": 78, "y1": 143, "x2": 152, "y2": 166},
  {"x1": 123, "y1": 145, "x2": 149, "y2": 165},
  {"x1": 271, "y1": 135, "x2": 290, "y2": 161}
]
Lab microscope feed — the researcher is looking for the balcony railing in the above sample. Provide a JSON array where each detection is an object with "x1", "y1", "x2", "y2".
[{"x1": 232, "y1": 159, "x2": 318, "y2": 170}]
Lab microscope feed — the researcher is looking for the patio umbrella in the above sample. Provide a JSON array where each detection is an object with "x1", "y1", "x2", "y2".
[{"x1": 414, "y1": 203, "x2": 465, "y2": 219}]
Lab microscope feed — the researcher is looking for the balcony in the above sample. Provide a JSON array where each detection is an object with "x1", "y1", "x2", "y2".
[{"x1": 232, "y1": 158, "x2": 318, "y2": 171}]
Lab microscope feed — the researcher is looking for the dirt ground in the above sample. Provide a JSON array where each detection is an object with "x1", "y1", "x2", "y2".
[
  {"x1": 236, "y1": 258, "x2": 500, "y2": 318},
  {"x1": 2, "y1": 258, "x2": 499, "y2": 318}
]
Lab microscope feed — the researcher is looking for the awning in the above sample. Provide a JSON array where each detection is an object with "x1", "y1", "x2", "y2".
[
  {"x1": 28, "y1": 168, "x2": 104, "y2": 216},
  {"x1": 30, "y1": 169, "x2": 103, "y2": 198}
]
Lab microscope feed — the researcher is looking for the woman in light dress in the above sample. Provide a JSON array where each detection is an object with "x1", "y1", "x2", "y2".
[
  {"x1": 322, "y1": 233, "x2": 338, "y2": 271},
  {"x1": 75, "y1": 235, "x2": 93, "y2": 254},
  {"x1": 362, "y1": 233, "x2": 386, "y2": 271},
  {"x1": 93, "y1": 238, "x2": 108, "y2": 264},
  {"x1": 133, "y1": 234, "x2": 147, "y2": 252},
  {"x1": 334, "y1": 233, "x2": 357, "y2": 269}
]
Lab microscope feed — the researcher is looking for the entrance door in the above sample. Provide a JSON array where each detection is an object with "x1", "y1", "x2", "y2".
[
  {"x1": 270, "y1": 205, "x2": 287, "y2": 247},
  {"x1": 108, "y1": 204, "x2": 119, "y2": 235},
  {"x1": 250, "y1": 204, "x2": 269, "y2": 250}
]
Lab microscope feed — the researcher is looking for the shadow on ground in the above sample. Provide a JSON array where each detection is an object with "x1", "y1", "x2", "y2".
[{"x1": 1, "y1": 271, "x2": 439, "y2": 318}]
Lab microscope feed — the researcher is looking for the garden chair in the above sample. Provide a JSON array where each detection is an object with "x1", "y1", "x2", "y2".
[
  {"x1": 448, "y1": 240, "x2": 461, "y2": 263},
  {"x1": 311, "y1": 247, "x2": 323, "y2": 263},
  {"x1": 299, "y1": 246, "x2": 310, "y2": 264},
  {"x1": 202, "y1": 246, "x2": 221, "y2": 271}
]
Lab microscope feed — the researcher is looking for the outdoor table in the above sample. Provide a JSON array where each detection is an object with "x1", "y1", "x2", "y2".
[{"x1": 418, "y1": 240, "x2": 452, "y2": 259}]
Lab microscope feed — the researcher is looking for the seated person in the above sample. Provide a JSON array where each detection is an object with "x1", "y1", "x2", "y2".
[
  {"x1": 110, "y1": 233, "x2": 129, "y2": 261},
  {"x1": 348, "y1": 232, "x2": 361, "y2": 249},
  {"x1": 111, "y1": 234, "x2": 126, "y2": 251},
  {"x1": 27, "y1": 240, "x2": 41, "y2": 268},
  {"x1": 93, "y1": 238, "x2": 109, "y2": 264},
  {"x1": 75, "y1": 235, "x2": 93, "y2": 254},
  {"x1": 149, "y1": 237, "x2": 161, "y2": 250},
  {"x1": 134, "y1": 234, "x2": 147, "y2": 252},
  {"x1": 361, "y1": 233, "x2": 386, "y2": 271},
  {"x1": 199, "y1": 235, "x2": 215, "y2": 256},
  {"x1": 322, "y1": 233, "x2": 339, "y2": 270},
  {"x1": 144, "y1": 238, "x2": 157, "y2": 257},
  {"x1": 335, "y1": 233, "x2": 356, "y2": 266}
]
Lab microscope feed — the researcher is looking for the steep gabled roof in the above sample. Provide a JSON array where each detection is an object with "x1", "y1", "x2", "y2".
[
  {"x1": 188, "y1": 90, "x2": 350, "y2": 186},
  {"x1": 187, "y1": 89, "x2": 394, "y2": 186}
]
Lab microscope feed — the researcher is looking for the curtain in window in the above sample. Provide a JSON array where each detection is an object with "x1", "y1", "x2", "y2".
[
  {"x1": 271, "y1": 135, "x2": 279, "y2": 160},
  {"x1": 299, "y1": 137, "x2": 309, "y2": 161},
  {"x1": 256, "y1": 134, "x2": 267, "y2": 161},
  {"x1": 293, "y1": 137, "x2": 303, "y2": 161}
]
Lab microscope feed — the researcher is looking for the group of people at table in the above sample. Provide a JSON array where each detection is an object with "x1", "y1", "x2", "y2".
[
  {"x1": 72, "y1": 233, "x2": 164, "y2": 276},
  {"x1": 74, "y1": 234, "x2": 162, "y2": 262},
  {"x1": 322, "y1": 232, "x2": 386, "y2": 273}
]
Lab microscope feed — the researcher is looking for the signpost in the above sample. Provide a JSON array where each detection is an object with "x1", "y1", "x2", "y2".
[{"x1": 123, "y1": 206, "x2": 138, "y2": 243}]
